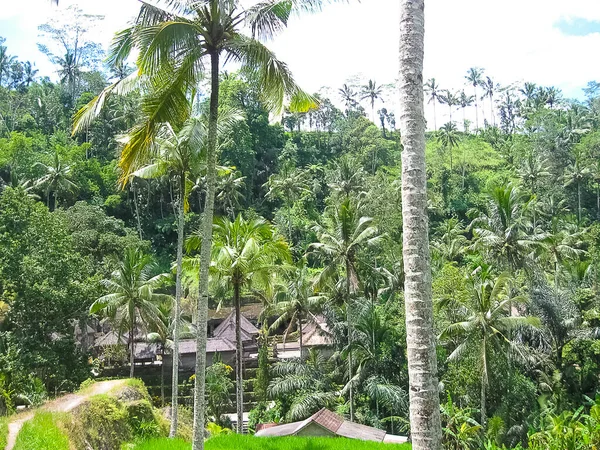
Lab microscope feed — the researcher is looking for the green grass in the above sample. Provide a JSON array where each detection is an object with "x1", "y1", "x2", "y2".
[
  {"x1": 0, "y1": 416, "x2": 8, "y2": 449},
  {"x1": 13, "y1": 412, "x2": 70, "y2": 450},
  {"x1": 128, "y1": 435, "x2": 411, "y2": 450}
]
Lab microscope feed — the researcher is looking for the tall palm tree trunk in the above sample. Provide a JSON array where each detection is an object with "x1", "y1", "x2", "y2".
[
  {"x1": 234, "y1": 281, "x2": 244, "y2": 434},
  {"x1": 481, "y1": 376, "x2": 487, "y2": 428},
  {"x1": 170, "y1": 178, "x2": 185, "y2": 438},
  {"x1": 192, "y1": 51, "x2": 220, "y2": 450},
  {"x1": 346, "y1": 260, "x2": 354, "y2": 423},
  {"x1": 578, "y1": 181, "x2": 582, "y2": 226},
  {"x1": 298, "y1": 315, "x2": 303, "y2": 360},
  {"x1": 473, "y1": 86, "x2": 479, "y2": 132},
  {"x1": 432, "y1": 100, "x2": 437, "y2": 131},
  {"x1": 398, "y1": 1, "x2": 442, "y2": 449},
  {"x1": 130, "y1": 312, "x2": 135, "y2": 378},
  {"x1": 161, "y1": 347, "x2": 165, "y2": 406},
  {"x1": 132, "y1": 180, "x2": 143, "y2": 239}
]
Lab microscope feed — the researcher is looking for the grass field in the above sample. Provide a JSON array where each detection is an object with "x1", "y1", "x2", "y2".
[
  {"x1": 13, "y1": 411, "x2": 70, "y2": 450},
  {"x1": 0, "y1": 416, "x2": 7, "y2": 449},
  {"x1": 128, "y1": 435, "x2": 411, "y2": 450}
]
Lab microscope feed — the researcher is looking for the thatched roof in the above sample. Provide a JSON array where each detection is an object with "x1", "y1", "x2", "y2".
[
  {"x1": 208, "y1": 302, "x2": 263, "y2": 321},
  {"x1": 213, "y1": 311, "x2": 259, "y2": 342},
  {"x1": 177, "y1": 338, "x2": 236, "y2": 355},
  {"x1": 255, "y1": 408, "x2": 407, "y2": 444},
  {"x1": 94, "y1": 331, "x2": 128, "y2": 347},
  {"x1": 302, "y1": 315, "x2": 333, "y2": 347}
]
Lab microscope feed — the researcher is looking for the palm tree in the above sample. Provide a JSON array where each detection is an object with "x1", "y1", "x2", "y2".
[
  {"x1": 90, "y1": 248, "x2": 170, "y2": 378},
  {"x1": 34, "y1": 151, "x2": 77, "y2": 209},
  {"x1": 217, "y1": 171, "x2": 246, "y2": 219},
  {"x1": 269, "y1": 349, "x2": 338, "y2": 421},
  {"x1": 439, "y1": 90, "x2": 459, "y2": 124},
  {"x1": 339, "y1": 83, "x2": 359, "y2": 111},
  {"x1": 439, "y1": 269, "x2": 539, "y2": 427},
  {"x1": 425, "y1": 78, "x2": 441, "y2": 131},
  {"x1": 545, "y1": 87, "x2": 561, "y2": 109},
  {"x1": 327, "y1": 154, "x2": 366, "y2": 200},
  {"x1": 56, "y1": 51, "x2": 80, "y2": 101},
  {"x1": 270, "y1": 262, "x2": 322, "y2": 359},
  {"x1": 264, "y1": 163, "x2": 310, "y2": 241},
  {"x1": 361, "y1": 79, "x2": 383, "y2": 123},
  {"x1": 563, "y1": 152, "x2": 591, "y2": 226},
  {"x1": 538, "y1": 218, "x2": 585, "y2": 288},
  {"x1": 0, "y1": 46, "x2": 15, "y2": 88},
  {"x1": 466, "y1": 68, "x2": 484, "y2": 131},
  {"x1": 437, "y1": 122, "x2": 460, "y2": 171},
  {"x1": 74, "y1": 3, "x2": 317, "y2": 445},
  {"x1": 470, "y1": 184, "x2": 536, "y2": 271},
  {"x1": 458, "y1": 91, "x2": 474, "y2": 133},
  {"x1": 128, "y1": 113, "x2": 214, "y2": 437},
  {"x1": 187, "y1": 215, "x2": 290, "y2": 433},
  {"x1": 482, "y1": 76, "x2": 497, "y2": 126},
  {"x1": 22, "y1": 62, "x2": 38, "y2": 87},
  {"x1": 309, "y1": 198, "x2": 382, "y2": 422},
  {"x1": 518, "y1": 153, "x2": 550, "y2": 197},
  {"x1": 399, "y1": 1, "x2": 442, "y2": 447}
]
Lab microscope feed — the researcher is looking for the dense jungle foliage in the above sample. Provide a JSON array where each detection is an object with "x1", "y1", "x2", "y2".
[{"x1": 2, "y1": 5, "x2": 600, "y2": 449}]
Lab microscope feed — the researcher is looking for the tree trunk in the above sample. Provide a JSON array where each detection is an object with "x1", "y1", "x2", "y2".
[
  {"x1": 170, "y1": 177, "x2": 185, "y2": 438},
  {"x1": 132, "y1": 180, "x2": 143, "y2": 239},
  {"x1": 161, "y1": 347, "x2": 165, "y2": 406},
  {"x1": 474, "y1": 86, "x2": 479, "y2": 132},
  {"x1": 481, "y1": 375, "x2": 487, "y2": 429},
  {"x1": 192, "y1": 51, "x2": 220, "y2": 450},
  {"x1": 129, "y1": 315, "x2": 135, "y2": 379},
  {"x1": 346, "y1": 260, "x2": 354, "y2": 423},
  {"x1": 432, "y1": 100, "x2": 436, "y2": 131},
  {"x1": 578, "y1": 181, "x2": 582, "y2": 226},
  {"x1": 398, "y1": 1, "x2": 442, "y2": 449},
  {"x1": 234, "y1": 281, "x2": 244, "y2": 434},
  {"x1": 298, "y1": 315, "x2": 304, "y2": 361}
]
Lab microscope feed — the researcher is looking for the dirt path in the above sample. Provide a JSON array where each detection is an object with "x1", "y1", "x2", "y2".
[{"x1": 5, "y1": 379, "x2": 127, "y2": 450}]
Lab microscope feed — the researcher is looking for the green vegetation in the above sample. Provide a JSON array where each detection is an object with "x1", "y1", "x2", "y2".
[
  {"x1": 129, "y1": 435, "x2": 411, "y2": 450},
  {"x1": 13, "y1": 412, "x2": 70, "y2": 450},
  {"x1": 0, "y1": 416, "x2": 8, "y2": 449},
  {"x1": 2, "y1": 2, "x2": 600, "y2": 450}
]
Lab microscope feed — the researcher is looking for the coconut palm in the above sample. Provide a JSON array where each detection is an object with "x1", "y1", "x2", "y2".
[
  {"x1": 21, "y1": 62, "x2": 38, "y2": 87},
  {"x1": 264, "y1": 163, "x2": 310, "y2": 241},
  {"x1": 270, "y1": 262, "x2": 323, "y2": 358},
  {"x1": 56, "y1": 51, "x2": 80, "y2": 101},
  {"x1": 470, "y1": 184, "x2": 536, "y2": 271},
  {"x1": 432, "y1": 218, "x2": 467, "y2": 264},
  {"x1": 73, "y1": 2, "x2": 317, "y2": 444},
  {"x1": 399, "y1": 1, "x2": 442, "y2": 447},
  {"x1": 425, "y1": 78, "x2": 441, "y2": 131},
  {"x1": 458, "y1": 91, "x2": 474, "y2": 133},
  {"x1": 538, "y1": 218, "x2": 585, "y2": 288},
  {"x1": 439, "y1": 90, "x2": 459, "y2": 125},
  {"x1": 439, "y1": 269, "x2": 539, "y2": 427},
  {"x1": 327, "y1": 154, "x2": 366, "y2": 200},
  {"x1": 269, "y1": 348, "x2": 338, "y2": 421},
  {"x1": 518, "y1": 153, "x2": 550, "y2": 197},
  {"x1": 361, "y1": 79, "x2": 383, "y2": 123},
  {"x1": 187, "y1": 215, "x2": 290, "y2": 433},
  {"x1": 217, "y1": 171, "x2": 246, "y2": 219},
  {"x1": 563, "y1": 152, "x2": 591, "y2": 225},
  {"x1": 437, "y1": 122, "x2": 460, "y2": 171},
  {"x1": 339, "y1": 83, "x2": 358, "y2": 111},
  {"x1": 309, "y1": 197, "x2": 382, "y2": 422},
  {"x1": 128, "y1": 111, "x2": 221, "y2": 436},
  {"x1": 34, "y1": 151, "x2": 77, "y2": 209},
  {"x1": 0, "y1": 46, "x2": 15, "y2": 88},
  {"x1": 482, "y1": 76, "x2": 497, "y2": 126},
  {"x1": 90, "y1": 248, "x2": 171, "y2": 378},
  {"x1": 466, "y1": 68, "x2": 484, "y2": 131}
]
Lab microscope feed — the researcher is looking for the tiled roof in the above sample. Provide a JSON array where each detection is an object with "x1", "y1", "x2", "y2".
[
  {"x1": 311, "y1": 408, "x2": 343, "y2": 433},
  {"x1": 255, "y1": 408, "x2": 406, "y2": 443}
]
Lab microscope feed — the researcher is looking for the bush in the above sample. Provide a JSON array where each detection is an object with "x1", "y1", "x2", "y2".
[
  {"x1": 13, "y1": 412, "x2": 70, "y2": 450},
  {"x1": 67, "y1": 394, "x2": 132, "y2": 449}
]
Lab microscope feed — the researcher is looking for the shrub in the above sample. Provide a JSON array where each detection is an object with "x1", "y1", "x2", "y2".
[{"x1": 0, "y1": 416, "x2": 8, "y2": 449}]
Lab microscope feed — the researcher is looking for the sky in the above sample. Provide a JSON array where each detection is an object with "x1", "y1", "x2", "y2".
[{"x1": 1, "y1": 0, "x2": 600, "y2": 127}]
